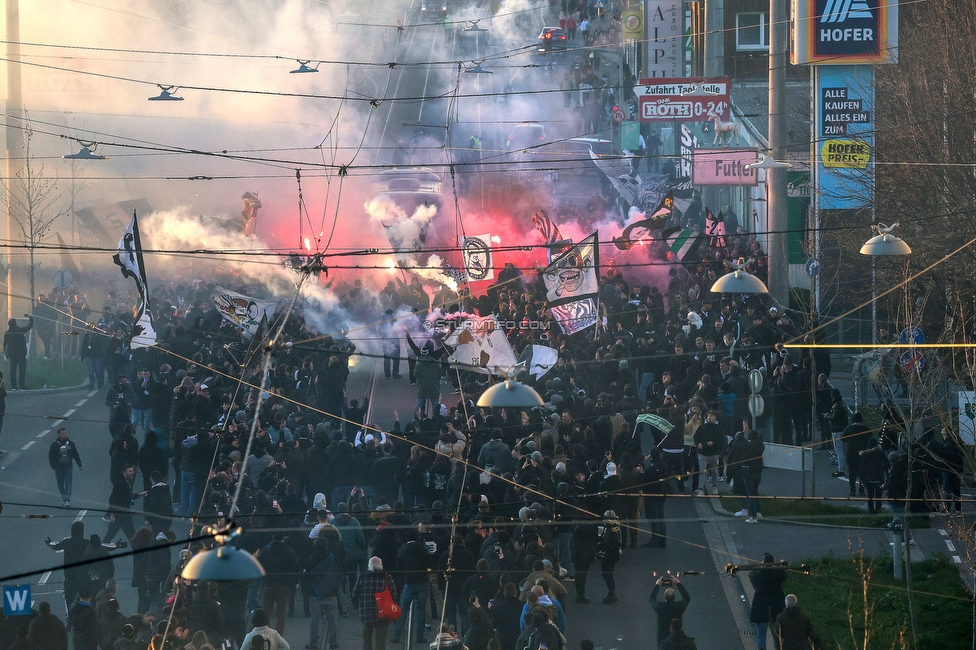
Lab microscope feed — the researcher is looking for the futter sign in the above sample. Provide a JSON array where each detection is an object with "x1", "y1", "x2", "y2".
[{"x1": 692, "y1": 149, "x2": 758, "y2": 186}]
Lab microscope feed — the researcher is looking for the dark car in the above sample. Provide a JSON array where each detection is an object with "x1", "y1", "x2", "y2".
[
  {"x1": 506, "y1": 122, "x2": 547, "y2": 151},
  {"x1": 421, "y1": 0, "x2": 448, "y2": 18},
  {"x1": 538, "y1": 27, "x2": 568, "y2": 50}
]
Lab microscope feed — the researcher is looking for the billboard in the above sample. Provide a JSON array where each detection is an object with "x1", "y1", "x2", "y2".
[
  {"x1": 644, "y1": 1, "x2": 682, "y2": 78},
  {"x1": 816, "y1": 66, "x2": 873, "y2": 209},
  {"x1": 792, "y1": 0, "x2": 898, "y2": 65},
  {"x1": 637, "y1": 77, "x2": 730, "y2": 122},
  {"x1": 692, "y1": 149, "x2": 759, "y2": 186}
]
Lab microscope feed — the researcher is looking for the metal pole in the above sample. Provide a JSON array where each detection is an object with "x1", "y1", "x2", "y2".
[
  {"x1": 5, "y1": 0, "x2": 24, "y2": 322},
  {"x1": 766, "y1": 0, "x2": 789, "y2": 306}
]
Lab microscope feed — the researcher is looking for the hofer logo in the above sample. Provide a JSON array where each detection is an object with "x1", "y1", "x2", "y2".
[{"x1": 820, "y1": 0, "x2": 873, "y2": 23}]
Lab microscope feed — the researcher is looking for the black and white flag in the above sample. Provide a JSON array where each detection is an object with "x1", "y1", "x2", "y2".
[{"x1": 112, "y1": 211, "x2": 157, "y2": 349}]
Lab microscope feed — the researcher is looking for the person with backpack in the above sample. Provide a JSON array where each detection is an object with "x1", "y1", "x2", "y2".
[
  {"x1": 305, "y1": 537, "x2": 341, "y2": 650},
  {"x1": 595, "y1": 511, "x2": 622, "y2": 604},
  {"x1": 352, "y1": 557, "x2": 399, "y2": 650}
]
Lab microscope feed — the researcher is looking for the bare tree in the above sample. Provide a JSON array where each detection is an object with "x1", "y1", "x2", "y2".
[{"x1": 0, "y1": 115, "x2": 69, "y2": 318}]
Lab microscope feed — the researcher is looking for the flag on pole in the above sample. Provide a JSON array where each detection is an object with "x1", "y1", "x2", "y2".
[
  {"x1": 705, "y1": 209, "x2": 726, "y2": 249},
  {"x1": 663, "y1": 227, "x2": 703, "y2": 262},
  {"x1": 532, "y1": 209, "x2": 564, "y2": 245},
  {"x1": 212, "y1": 287, "x2": 279, "y2": 339},
  {"x1": 112, "y1": 211, "x2": 157, "y2": 348}
]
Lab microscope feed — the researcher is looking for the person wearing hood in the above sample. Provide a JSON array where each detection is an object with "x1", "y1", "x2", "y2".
[
  {"x1": 47, "y1": 520, "x2": 89, "y2": 611},
  {"x1": 772, "y1": 594, "x2": 817, "y2": 650},
  {"x1": 595, "y1": 510, "x2": 622, "y2": 605},
  {"x1": 859, "y1": 437, "x2": 887, "y2": 514},
  {"x1": 67, "y1": 589, "x2": 99, "y2": 650},
  {"x1": 138, "y1": 429, "x2": 169, "y2": 493},
  {"x1": 405, "y1": 331, "x2": 446, "y2": 419},
  {"x1": 477, "y1": 429, "x2": 514, "y2": 474},
  {"x1": 334, "y1": 502, "x2": 369, "y2": 590},
  {"x1": 82, "y1": 535, "x2": 114, "y2": 598},
  {"x1": 885, "y1": 450, "x2": 909, "y2": 529},
  {"x1": 143, "y1": 471, "x2": 172, "y2": 534}
]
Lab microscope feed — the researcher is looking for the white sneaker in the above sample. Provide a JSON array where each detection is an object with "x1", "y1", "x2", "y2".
[
  {"x1": 744, "y1": 517, "x2": 758, "y2": 524},
  {"x1": 735, "y1": 509, "x2": 748, "y2": 517},
  {"x1": 756, "y1": 513, "x2": 763, "y2": 519},
  {"x1": 694, "y1": 489, "x2": 704, "y2": 496}
]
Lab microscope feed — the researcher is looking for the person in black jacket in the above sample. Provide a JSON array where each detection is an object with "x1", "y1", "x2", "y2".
[
  {"x1": 842, "y1": 413, "x2": 871, "y2": 496},
  {"x1": 4, "y1": 315, "x2": 32, "y2": 390},
  {"x1": 749, "y1": 553, "x2": 786, "y2": 650},
  {"x1": 596, "y1": 511, "x2": 622, "y2": 604},
  {"x1": 47, "y1": 521, "x2": 89, "y2": 612},
  {"x1": 858, "y1": 438, "x2": 887, "y2": 514},
  {"x1": 105, "y1": 465, "x2": 146, "y2": 542},
  {"x1": 936, "y1": 426, "x2": 965, "y2": 515},
  {"x1": 48, "y1": 427, "x2": 83, "y2": 507},
  {"x1": 66, "y1": 589, "x2": 99, "y2": 650},
  {"x1": 488, "y1": 581, "x2": 522, "y2": 650},
  {"x1": 649, "y1": 575, "x2": 691, "y2": 645},
  {"x1": 886, "y1": 451, "x2": 909, "y2": 528},
  {"x1": 27, "y1": 601, "x2": 67, "y2": 650},
  {"x1": 642, "y1": 448, "x2": 669, "y2": 548},
  {"x1": 571, "y1": 519, "x2": 598, "y2": 603},
  {"x1": 256, "y1": 531, "x2": 301, "y2": 635},
  {"x1": 694, "y1": 411, "x2": 725, "y2": 495},
  {"x1": 186, "y1": 581, "x2": 224, "y2": 645},
  {"x1": 389, "y1": 533, "x2": 433, "y2": 644}
]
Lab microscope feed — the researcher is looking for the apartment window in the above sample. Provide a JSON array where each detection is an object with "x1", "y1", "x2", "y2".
[{"x1": 736, "y1": 12, "x2": 769, "y2": 51}]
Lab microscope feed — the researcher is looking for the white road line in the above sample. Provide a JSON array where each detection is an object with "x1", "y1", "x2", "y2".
[
  {"x1": 36, "y1": 429, "x2": 50, "y2": 438},
  {"x1": 74, "y1": 400, "x2": 87, "y2": 407},
  {"x1": 20, "y1": 441, "x2": 34, "y2": 450},
  {"x1": 51, "y1": 420, "x2": 63, "y2": 428},
  {"x1": 62, "y1": 409, "x2": 75, "y2": 417},
  {"x1": 87, "y1": 390, "x2": 97, "y2": 397},
  {"x1": 954, "y1": 556, "x2": 963, "y2": 563},
  {"x1": 38, "y1": 571, "x2": 51, "y2": 585},
  {"x1": 946, "y1": 540, "x2": 957, "y2": 552},
  {"x1": 939, "y1": 528, "x2": 948, "y2": 536},
  {"x1": 74, "y1": 510, "x2": 86, "y2": 523}
]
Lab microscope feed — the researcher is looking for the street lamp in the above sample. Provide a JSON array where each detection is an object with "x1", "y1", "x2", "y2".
[
  {"x1": 859, "y1": 222, "x2": 912, "y2": 256},
  {"x1": 290, "y1": 60, "x2": 320, "y2": 74},
  {"x1": 860, "y1": 222, "x2": 912, "y2": 346},
  {"x1": 181, "y1": 526, "x2": 265, "y2": 581},
  {"x1": 63, "y1": 142, "x2": 107, "y2": 160},
  {"x1": 477, "y1": 379, "x2": 544, "y2": 408},
  {"x1": 710, "y1": 257, "x2": 769, "y2": 294},
  {"x1": 148, "y1": 85, "x2": 184, "y2": 101}
]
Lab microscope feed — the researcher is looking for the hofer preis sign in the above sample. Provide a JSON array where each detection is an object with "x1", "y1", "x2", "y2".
[
  {"x1": 816, "y1": 66, "x2": 873, "y2": 209},
  {"x1": 637, "y1": 77, "x2": 730, "y2": 122},
  {"x1": 791, "y1": 0, "x2": 898, "y2": 65},
  {"x1": 692, "y1": 149, "x2": 759, "y2": 186}
]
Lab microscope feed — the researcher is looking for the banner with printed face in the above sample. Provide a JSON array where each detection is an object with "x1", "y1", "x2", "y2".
[
  {"x1": 445, "y1": 315, "x2": 519, "y2": 375},
  {"x1": 544, "y1": 233, "x2": 599, "y2": 307},
  {"x1": 461, "y1": 234, "x2": 494, "y2": 283},
  {"x1": 213, "y1": 287, "x2": 279, "y2": 339}
]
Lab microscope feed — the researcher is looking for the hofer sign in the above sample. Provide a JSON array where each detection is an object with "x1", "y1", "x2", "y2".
[{"x1": 692, "y1": 149, "x2": 758, "y2": 186}]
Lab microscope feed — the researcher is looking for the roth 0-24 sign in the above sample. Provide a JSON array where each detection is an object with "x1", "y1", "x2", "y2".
[{"x1": 637, "y1": 77, "x2": 730, "y2": 123}]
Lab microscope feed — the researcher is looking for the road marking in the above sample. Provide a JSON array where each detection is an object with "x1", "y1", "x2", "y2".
[
  {"x1": 36, "y1": 429, "x2": 50, "y2": 438},
  {"x1": 74, "y1": 510, "x2": 86, "y2": 523},
  {"x1": 87, "y1": 390, "x2": 97, "y2": 397},
  {"x1": 63, "y1": 409, "x2": 75, "y2": 417},
  {"x1": 74, "y1": 399, "x2": 87, "y2": 407},
  {"x1": 38, "y1": 571, "x2": 51, "y2": 585},
  {"x1": 939, "y1": 528, "x2": 948, "y2": 536},
  {"x1": 954, "y1": 555, "x2": 963, "y2": 563},
  {"x1": 946, "y1": 540, "x2": 956, "y2": 552},
  {"x1": 51, "y1": 420, "x2": 63, "y2": 428},
  {"x1": 20, "y1": 441, "x2": 34, "y2": 450}
]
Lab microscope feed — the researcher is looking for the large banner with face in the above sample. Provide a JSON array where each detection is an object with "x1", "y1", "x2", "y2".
[
  {"x1": 543, "y1": 233, "x2": 600, "y2": 335},
  {"x1": 544, "y1": 233, "x2": 599, "y2": 306}
]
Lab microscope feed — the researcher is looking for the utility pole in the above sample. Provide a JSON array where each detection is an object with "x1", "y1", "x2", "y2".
[
  {"x1": 702, "y1": 0, "x2": 725, "y2": 217},
  {"x1": 5, "y1": 0, "x2": 24, "y2": 321},
  {"x1": 766, "y1": 0, "x2": 790, "y2": 306}
]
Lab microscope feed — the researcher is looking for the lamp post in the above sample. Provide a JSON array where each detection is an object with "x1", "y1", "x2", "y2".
[{"x1": 860, "y1": 222, "x2": 912, "y2": 346}]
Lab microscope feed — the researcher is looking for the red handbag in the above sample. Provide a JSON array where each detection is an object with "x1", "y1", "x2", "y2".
[{"x1": 374, "y1": 575, "x2": 402, "y2": 621}]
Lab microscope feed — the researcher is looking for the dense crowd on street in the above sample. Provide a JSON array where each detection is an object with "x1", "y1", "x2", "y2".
[{"x1": 5, "y1": 224, "x2": 964, "y2": 650}]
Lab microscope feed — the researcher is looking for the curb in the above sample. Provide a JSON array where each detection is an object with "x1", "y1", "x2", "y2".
[
  {"x1": 706, "y1": 491, "x2": 877, "y2": 530},
  {"x1": 16, "y1": 382, "x2": 90, "y2": 396}
]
